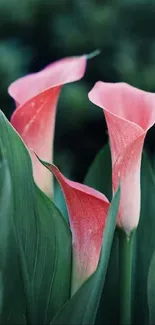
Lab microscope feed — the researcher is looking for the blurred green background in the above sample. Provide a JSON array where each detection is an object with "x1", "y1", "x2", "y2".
[{"x1": 1, "y1": 0, "x2": 155, "y2": 181}]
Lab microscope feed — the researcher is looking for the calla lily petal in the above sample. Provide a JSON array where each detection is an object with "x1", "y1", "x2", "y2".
[
  {"x1": 89, "y1": 81, "x2": 155, "y2": 233},
  {"x1": 9, "y1": 56, "x2": 87, "y2": 196},
  {"x1": 11, "y1": 88, "x2": 61, "y2": 196},
  {"x1": 8, "y1": 56, "x2": 87, "y2": 106},
  {"x1": 38, "y1": 161, "x2": 110, "y2": 295}
]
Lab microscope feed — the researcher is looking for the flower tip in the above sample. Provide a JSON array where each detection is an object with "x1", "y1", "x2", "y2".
[
  {"x1": 34, "y1": 152, "x2": 59, "y2": 175},
  {"x1": 86, "y1": 49, "x2": 101, "y2": 60}
]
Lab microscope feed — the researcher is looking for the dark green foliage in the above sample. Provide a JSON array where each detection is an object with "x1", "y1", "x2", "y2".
[
  {"x1": 84, "y1": 143, "x2": 155, "y2": 324},
  {"x1": 0, "y1": 111, "x2": 72, "y2": 324}
]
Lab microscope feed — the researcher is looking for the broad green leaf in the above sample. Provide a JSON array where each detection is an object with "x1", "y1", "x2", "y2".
[
  {"x1": 84, "y1": 143, "x2": 119, "y2": 324},
  {"x1": 33, "y1": 186, "x2": 71, "y2": 324},
  {"x1": 84, "y1": 143, "x2": 112, "y2": 201},
  {"x1": 134, "y1": 152, "x2": 155, "y2": 325},
  {"x1": 0, "y1": 149, "x2": 26, "y2": 324},
  {"x1": 51, "y1": 186, "x2": 120, "y2": 325},
  {"x1": 0, "y1": 111, "x2": 71, "y2": 324},
  {"x1": 95, "y1": 231, "x2": 119, "y2": 325}
]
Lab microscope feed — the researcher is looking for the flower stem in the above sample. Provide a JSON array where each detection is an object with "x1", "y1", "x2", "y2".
[{"x1": 119, "y1": 229, "x2": 134, "y2": 325}]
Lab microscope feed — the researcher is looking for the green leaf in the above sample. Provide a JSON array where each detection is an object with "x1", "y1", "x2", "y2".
[
  {"x1": 84, "y1": 143, "x2": 112, "y2": 201},
  {"x1": 33, "y1": 186, "x2": 72, "y2": 324},
  {"x1": 95, "y1": 231, "x2": 119, "y2": 325},
  {"x1": 51, "y1": 186, "x2": 120, "y2": 325},
  {"x1": 0, "y1": 111, "x2": 71, "y2": 324},
  {"x1": 134, "y1": 152, "x2": 155, "y2": 325},
  {"x1": 0, "y1": 148, "x2": 27, "y2": 324}
]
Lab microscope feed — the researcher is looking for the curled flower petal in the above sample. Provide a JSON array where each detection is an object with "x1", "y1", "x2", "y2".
[
  {"x1": 9, "y1": 56, "x2": 87, "y2": 196},
  {"x1": 8, "y1": 56, "x2": 87, "y2": 106},
  {"x1": 89, "y1": 81, "x2": 155, "y2": 233},
  {"x1": 37, "y1": 160, "x2": 110, "y2": 295}
]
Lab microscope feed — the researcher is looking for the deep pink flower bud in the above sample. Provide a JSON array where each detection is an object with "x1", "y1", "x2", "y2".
[{"x1": 43, "y1": 163, "x2": 110, "y2": 294}]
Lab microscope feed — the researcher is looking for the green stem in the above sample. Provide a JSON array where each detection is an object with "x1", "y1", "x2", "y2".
[{"x1": 119, "y1": 229, "x2": 134, "y2": 325}]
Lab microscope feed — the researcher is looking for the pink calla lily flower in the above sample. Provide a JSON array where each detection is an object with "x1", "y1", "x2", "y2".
[
  {"x1": 8, "y1": 56, "x2": 87, "y2": 196},
  {"x1": 39, "y1": 161, "x2": 110, "y2": 295},
  {"x1": 89, "y1": 82, "x2": 155, "y2": 234}
]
